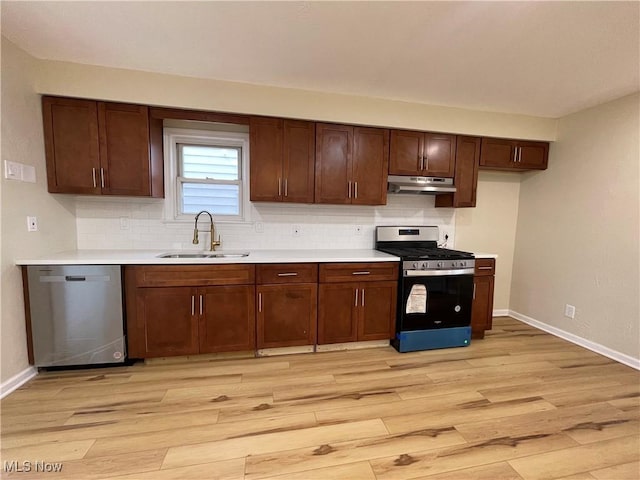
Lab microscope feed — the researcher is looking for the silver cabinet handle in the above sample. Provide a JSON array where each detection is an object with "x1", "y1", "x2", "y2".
[
  {"x1": 419, "y1": 156, "x2": 424, "y2": 170},
  {"x1": 100, "y1": 168, "x2": 105, "y2": 188},
  {"x1": 277, "y1": 272, "x2": 298, "y2": 277},
  {"x1": 424, "y1": 156, "x2": 429, "y2": 171},
  {"x1": 513, "y1": 148, "x2": 518, "y2": 163},
  {"x1": 284, "y1": 178, "x2": 288, "y2": 197},
  {"x1": 354, "y1": 288, "x2": 358, "y2": 307},
  {"x1": 278, "y1": 178, "x2": 282, "y2": 196},
  {"x1": 354, "y1": 181, "x2": 358, "y2": 199},
  {"x1": 199, "y1": 295, "x2": 203, "y2": 315},
  {"x1": 473, "y1": 284, "x2": 476, "y2": 300},
  {"x1": 191, "y1": 295, "x2": 195, "y2": 316},
  {"x1": 518, "y1": 147, "x2": 522, "y2": 163},
  {"x1": 478, "y1": 266, "x2": 493, "y2": 270},
  {"x1": 258, "y1": 292, "x2": 262, "y2": 313},
  {"x1": 348, "y1": 181, "x2": 352, "y2": 198},
  {"x1": 361, "y1": 288, "x2": 365, "y2": 306},
  {"x1": 92, "y1": 168, "x2": 97, "y2": 188},
  {"x1": 352, "y1": 271, "x2": 370, "y2": 275}
]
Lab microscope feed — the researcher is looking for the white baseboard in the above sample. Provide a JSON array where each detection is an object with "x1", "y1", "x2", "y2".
[
  {"x1": 1, "y1": 366, "x2": 37, "y2": 399},
  {"x1": 509, "y1": 310, "x2": 640, "y2": 371},
  {"x1": 493, "y1": 309, "x2": 510, "y2": 317}
]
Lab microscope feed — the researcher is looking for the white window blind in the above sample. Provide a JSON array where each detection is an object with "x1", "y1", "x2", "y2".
[{"x1": 178, "y1": 144, "x2": 242, "y2": 216}]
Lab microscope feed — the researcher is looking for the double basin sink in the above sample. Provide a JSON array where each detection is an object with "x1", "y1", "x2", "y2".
[{"x1": 158, "y1": 252, "x2": 250, "y2": 259}]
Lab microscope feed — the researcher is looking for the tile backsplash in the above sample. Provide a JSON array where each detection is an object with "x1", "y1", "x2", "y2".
[{"x1": 75, "y1": 194, "x2": 456, "y2": 251}]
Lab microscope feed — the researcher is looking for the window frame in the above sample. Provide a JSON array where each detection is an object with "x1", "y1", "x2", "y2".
[{"x1": 163, "y1": 128, "x2": 250, "y2": 223}]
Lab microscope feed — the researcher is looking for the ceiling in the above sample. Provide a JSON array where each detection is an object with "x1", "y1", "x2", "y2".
[{"x1": 2, "y1": 1, "x2": 639, "y2": 118}]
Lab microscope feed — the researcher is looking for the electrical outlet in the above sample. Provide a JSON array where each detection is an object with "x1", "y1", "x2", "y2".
[
  {"x1": 119, "y1": 216, "x2": 130, "y2": 230},
  {"x1": 5, "y1": 160, "x2": 21, "y2": 180},
  {"x1": 27, "y1": 216, "x2": 38, "y2": 232},
  {"x1": 255, "y1": 222, "x2": 264, "y2": 233},
  {"x1": 292, "y1": 225, "x2": 301, "y2": 237},
  {"x1": 354, "y1": 225, "x2": 362, "y2": 235},
  {"x1": 564, "y1": 304, "x2": 576, "y2": 319}
]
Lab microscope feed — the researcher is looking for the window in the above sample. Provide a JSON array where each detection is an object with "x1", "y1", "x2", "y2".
[
  {"x1": 178, "y1": 144, "x2": 241, "y2": 215},
  {"x1": 164, "y1": 128, "x2": 249, "y2": 222}
]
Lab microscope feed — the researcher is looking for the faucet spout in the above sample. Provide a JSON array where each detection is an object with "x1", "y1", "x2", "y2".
[{"x1": 193, "y1": 211, "x2": 221, "y2": 251}]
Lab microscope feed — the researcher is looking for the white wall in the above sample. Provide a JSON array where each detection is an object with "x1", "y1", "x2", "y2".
[
  {"x1": 0, "y1": 38, "x2": 77, "y2": 384},
  {"x1": 455, "y1": 172, "x2": 522, "y2": 310},
  {"x1": 510, "y1": 93, "x2": 640, "y2": 360}
]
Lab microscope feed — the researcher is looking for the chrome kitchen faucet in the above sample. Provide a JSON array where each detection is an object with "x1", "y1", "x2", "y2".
[{"x1": 193, "y1": 210, "x2": 221, "y2": 251}]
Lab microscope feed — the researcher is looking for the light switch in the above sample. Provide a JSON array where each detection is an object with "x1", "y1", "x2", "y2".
[{"x1": 4, "y1": 160, "x2": 21, "y2": 180}]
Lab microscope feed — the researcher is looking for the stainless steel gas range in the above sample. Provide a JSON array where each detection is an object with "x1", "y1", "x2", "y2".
[{"x1": 375, "y1": 226, "x2": 475, "y2": 352}]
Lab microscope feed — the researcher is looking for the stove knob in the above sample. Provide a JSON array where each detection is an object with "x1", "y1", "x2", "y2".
[
  {"x1": 413, "y1": 262, "x2": 419, "y2": 269},
  {"x1": 459, "y1": 261, "x2": 465, "y2": 267},
  {"x1": 422, "y1": 263, "x2": 428, "y2": 270},
  {"x1": 437, "y1": 261, "x2": 444, "y2": 268}
]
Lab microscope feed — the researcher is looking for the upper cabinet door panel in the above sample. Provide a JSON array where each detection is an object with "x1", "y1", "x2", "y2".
[
  {"x1": 352, "y1": 127, "x2": 389, "y2": 205},
  {"x1": 249, "y1": 117, "x2": 284, "y2": 202},
  {"x1": 283, "y1": 120, "x2": 315, "y2": 203},
  {"x1": 480, "y1": 138, "x2": 516, "y2": 169},
  {"x1": 99, "y1": 102, "x2": 151, "y2": 196},
  {"x1": 517, "y1": 141, "x2": 549, "y2": 170},
  {"x1": 389, "y1": 130, "x2": 423, "y2": 175},
  {"x1": 423, "y1": 133, "x2": 456, "y2": 177},
  {"x1": 435, "y1": 136, "x2": 480, "y2": 208},
  {"x1": 315, "y1": 123, "x2": 353, "y2": 204},
  {"x1": 43, "y1": 97, "x2": 100, "y2": 194}
]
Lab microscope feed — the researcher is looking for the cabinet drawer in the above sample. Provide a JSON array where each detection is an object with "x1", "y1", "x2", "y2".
[
  {"x1": 256, "y1": 263, "x2": 318, "y2": 284},
  {"x1": 319, "y1": 262, "x2": 399, "y2": 283},
  {"x1": 131, "y1": 265, "x2": 255, "y2": 287},
  {"x1": 474, "y1": 258, "x2": 495, "y2": 276}
]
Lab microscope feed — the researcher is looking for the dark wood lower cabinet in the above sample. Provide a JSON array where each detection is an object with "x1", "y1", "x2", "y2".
[
  {"x1": 318, "y1": 281, "x2": 397, "y2": 344},
  {"x1": 257, "y1": 284, "x2": 317, "y2": 348},
  {"x1": 134, "y1": 287, "x2": 199, "y2": 357},
  {"x1": 200, "y1": 285, "x2": 256, "y2": 353},
  {"x1": 471, "y1": 258, "x2": 496, "y2": 339}
]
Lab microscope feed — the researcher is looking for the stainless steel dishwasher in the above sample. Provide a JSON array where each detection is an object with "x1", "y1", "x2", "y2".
[{"x1": 26, "y1": 265, "x2": 126, "y2": 367}]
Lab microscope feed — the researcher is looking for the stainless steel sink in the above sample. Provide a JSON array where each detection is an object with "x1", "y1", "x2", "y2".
[{"x1": 157, "y1": 252, "x2": 250, "y2": 259}]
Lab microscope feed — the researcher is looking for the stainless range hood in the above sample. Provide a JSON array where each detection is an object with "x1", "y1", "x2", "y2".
[{"x1": 387, "y1": 175, "x2": 456, "y2": 194}]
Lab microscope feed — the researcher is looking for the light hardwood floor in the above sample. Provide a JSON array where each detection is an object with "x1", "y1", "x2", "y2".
[{"x1": 1, "y1": 317, "x2": 638, "y2": 480}]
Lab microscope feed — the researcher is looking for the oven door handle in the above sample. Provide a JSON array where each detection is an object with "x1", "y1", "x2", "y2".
[{"x1": 404, "y1": 268, "x2": 475, "y2": 277}]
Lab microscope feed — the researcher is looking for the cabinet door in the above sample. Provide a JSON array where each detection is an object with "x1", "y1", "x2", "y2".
[
  {"x1": 435, "y1": 136, "x2": 480, "y2": 208},
  {"x1": 352, "y1": 127, "x2": 389, "y2": 205},
  {"x1": 257, "y1": 284, "x2": 317, "y2": 348},
  {"x1": 283, "y1": 120, "x2": 315, "y2": 203},
  {"x1": 479, "y1": 138, "x2": 516, "y2": 169},
  {"x1": 358, "y1": 281, "x2": 397, "y2": 341},
  {"x1": 199, "y1": 285, "x2": 256, "y2": 353},
  {"x1": 389, "y1": 130, "x2": 423, "y2": 175},
  {"x1": 315, "y1": 123, "x2": 353, "y2": 204},
  {"x1": 42, "y1": 97, "x2": 100, "y2": 194},
  {"x1": 517, "y1": 141, "x2": 549, "y2": 170},
  {"x1": 471, "y1": 275, "x2": 494, "y2": 339},
  {"x1": 318, "y1": 283, "x2": 358, "y2": 344},
  {"x1": 98, "y1": 102, "x2": 151, "y2": 196},
  {"x1": 423, "y1": 133, "x2": 456, "y2": 177},
  {"x1": 249, "y1": 117, "x2": 283, "y2": 202},
  {"x1": 136, "y1": 287, "x2": 199, "y2": 357}
]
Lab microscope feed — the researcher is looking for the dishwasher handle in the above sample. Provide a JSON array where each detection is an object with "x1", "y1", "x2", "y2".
[{"x1": 39, "y1": 275, "x2": 111, "y2": 283}]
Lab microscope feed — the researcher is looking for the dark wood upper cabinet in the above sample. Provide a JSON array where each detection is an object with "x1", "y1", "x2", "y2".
[
  {"x1": 480, "y1": 137, "x2": 548, "y2": 171},
  {"x1": 316, "y1": 123, "x2": 389, "y2": 205},
  {"x1": 42, "y1": 96, "x2": 162, "y2": 197},
  {"x1": 435, "y1": 136, "x2": 481, "y2": 209},
  {"x1": 249, "y1": 117, "x2": 314, "y2": 203},
  {"x1": 98, "y1": 103, "x2": 151, "y2": 196},
  {"x1": 352, "y1": 127, "x2": 389, "y2": 205},
  {"x1": 390, "y1": 130, "x2": 456, "y2": 177},
  {"x1": 43, "y1": 97, "x2": 101, "y2": 194}
]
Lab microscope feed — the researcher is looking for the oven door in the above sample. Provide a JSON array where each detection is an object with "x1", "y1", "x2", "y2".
[{"x1": 399, "y1": 274, "x2": 473, "y2": 331}]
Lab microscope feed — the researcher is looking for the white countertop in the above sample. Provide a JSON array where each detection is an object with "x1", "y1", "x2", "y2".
[
  {"x1": 473, "y1": 253, "x2": 498, "y2": 259},
  {"x1": 15, "y1": 249, "x2": 400, "y2": 266}
]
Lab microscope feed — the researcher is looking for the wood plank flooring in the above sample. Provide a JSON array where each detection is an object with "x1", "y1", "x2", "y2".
[{"x1": 1, "y1": 317, "x2": 638, "y2": 479}]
